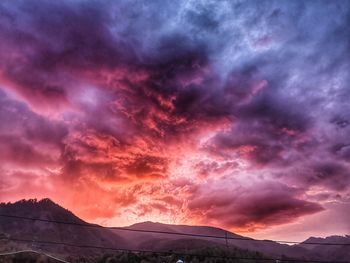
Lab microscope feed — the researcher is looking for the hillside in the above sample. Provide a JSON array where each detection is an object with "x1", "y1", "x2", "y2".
[
  {"x1": 297, "y1": 236, "x2": 350, "y2": 262},
  {"x1": 0, "y1": 198, "x2": 348, "y2": 262},
  {"x1": 0, "y1": 199, "x2": 128, "y2": 256},
  {"x1": 0, "y1": 199, "x2": 273, "y2": 262},
  {"x1": 117, "y1": 221, "x2": 314, "y2": 259}
]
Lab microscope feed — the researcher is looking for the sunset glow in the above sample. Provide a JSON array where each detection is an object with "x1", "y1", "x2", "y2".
[{"x1": 0, "y1": 0, "x2": 349, "y2": 242}]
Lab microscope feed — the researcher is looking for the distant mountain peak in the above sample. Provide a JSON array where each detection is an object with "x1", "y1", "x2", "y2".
[
  {"x1": 127, "y1": 221, "x2": 154, "y2": 226},
  {"x1": 39, "y1": 197, "x2": 57, "y2": 204},
  {"x1": 130, "y1": 221, "x2": 233, "y2": 233},
  {"x1": 302, "y1": 235, "x2": 350, "y2": 244},
  {"x1": 130, "y1": 221, "x2": 163, "y2": 227},
  {"x1": 303, "y1": 236, "x2": 324, "y2": 242}
]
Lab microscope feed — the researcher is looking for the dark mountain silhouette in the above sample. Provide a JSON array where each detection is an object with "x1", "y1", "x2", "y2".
[
  {"x1": 117, "y1": 221, "x2": 314, "y2": 259},
  {"x1": 0, "y1": 198, "x2": 348, "y2": 262},
  {"x1": 0, "y1": 199, "x2": 128, "y2": 256},
  {"x1": 296, "y1": 236, "x2": 350, "y2": 262}
]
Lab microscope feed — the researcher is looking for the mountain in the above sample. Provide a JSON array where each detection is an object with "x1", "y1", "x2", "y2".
[
  {"x1": 0, "y1": 198, "x2": 348, "y2": 262},
  {"x1": 296, "y1": 236, "x2": 350, "y2": 262},
  {"x1": 0, "y1": 198, "x2": 128, "y2": 257},
  {"x1": 0, "y1": 199, "x2": 272, "y2": 262},
  {"x1": 115, "y1": 221, "x2": 314, "y2": 259}
]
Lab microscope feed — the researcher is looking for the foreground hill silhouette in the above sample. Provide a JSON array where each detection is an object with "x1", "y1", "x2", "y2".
[
  {"x1": 0, "y1": 199, "x2": 128, "y2": 256},
  {"x1": 0, "y1": 198, "x2": 349, "y2": 262}
]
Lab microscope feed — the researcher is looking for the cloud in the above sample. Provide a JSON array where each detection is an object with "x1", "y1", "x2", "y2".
[
  {"x1": 0, "y1": 91, "x2": 66, "y2": 169},
  {"x1": 0, "y1": 0, "x2": 349, "y2": 237},
  {"x1": 188, "y1": 181, "x2": 324, "y2": 232},
  {"x1": 300, "y1": 161, "x2": 350, "y2": 192}
]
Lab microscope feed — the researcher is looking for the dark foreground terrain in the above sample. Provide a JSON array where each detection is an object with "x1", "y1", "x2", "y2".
[{"x1": 0, "y1": 248, "x2": 309, "y2": 263}]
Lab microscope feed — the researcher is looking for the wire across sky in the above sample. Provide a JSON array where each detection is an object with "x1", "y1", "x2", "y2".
[{"x1": 0, "y1": 214, "x2": 349, "y2": 246}]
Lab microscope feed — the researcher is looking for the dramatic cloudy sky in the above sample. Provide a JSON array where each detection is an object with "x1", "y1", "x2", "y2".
[{"x1": 1, "y1": 0, "x2": 350, "y2": 241}]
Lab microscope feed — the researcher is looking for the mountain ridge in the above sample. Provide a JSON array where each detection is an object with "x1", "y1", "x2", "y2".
[
  {"x1": 1, "y1": 198, "x2": 349, "y2": 262},
  {"x1": 0, "y1": 198, "x2": 128, "y2": 257}
]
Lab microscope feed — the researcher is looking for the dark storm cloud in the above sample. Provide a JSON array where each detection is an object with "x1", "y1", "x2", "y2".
[
  {"x1": 0, "y1": 0, "x2": 350, "y2": 231},
  {"x1": 188, "y1": 181, "x2": 324, "y2": 230},
  {"x1": 296, "y1": 161, "x2": 350, "y2": 192},
  {"x1": 0, "y1": 91, "x2": 67, "y2": 141},
  {"x1": 0, "y1": 0, "x2": 136, "y2": 112},
  {"x1": 0, "y1": 0, "x2": 133, "y2": 69},
  {"x1": 0, "y1": 91, "x2": 67, "y2": 167},
  {"x1": 0, "y1": 135, "x2": 56, "y2": 167},
  {"x1": 332, "y1": 143, "x2": 350, "y2": 162},
  {"x1": 0, "y1": 0, "x2": 231, "y2": 134},
  {"x1": 207, "y1": 89, "x2": 313, "y2": 165}
]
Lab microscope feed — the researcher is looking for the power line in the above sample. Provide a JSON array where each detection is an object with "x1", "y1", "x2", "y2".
[
  {"x1": 1, "y1": 236, "x2": 347, "y2": 263},
  {"x1": 0, "y1": 249, "x2": 70, "y2": 263},
  {"x1": 0, "y1": 214, "x2": 349, "y2": 246}
]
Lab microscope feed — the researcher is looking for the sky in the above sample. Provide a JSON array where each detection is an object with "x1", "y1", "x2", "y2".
[{"x1": 0, "y1": 0, "x2": 350, "y2": 242}]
